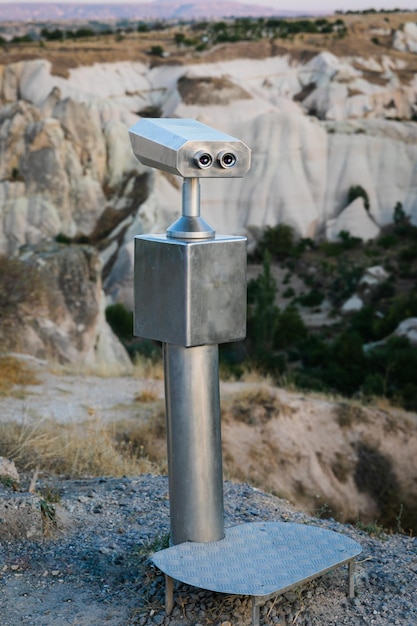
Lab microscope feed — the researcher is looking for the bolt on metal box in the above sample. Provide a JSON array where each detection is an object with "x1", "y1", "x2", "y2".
[{"x1": 134, "y1": 234, "x2": 247, "y2": 347}]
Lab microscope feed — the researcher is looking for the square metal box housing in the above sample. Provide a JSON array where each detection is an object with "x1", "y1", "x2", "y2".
[{"x1": 134, "y1": 234, "x2": 247, "y2": 347}]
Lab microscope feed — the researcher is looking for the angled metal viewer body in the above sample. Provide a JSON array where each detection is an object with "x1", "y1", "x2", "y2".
[{"x1": 129, "y1": 117, "x2": 251, "y2": 178}]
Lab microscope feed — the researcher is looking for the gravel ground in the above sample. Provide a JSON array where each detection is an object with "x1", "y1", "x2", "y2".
[{"x1": 0, "y1": 475, "x2": 416, "y2": 626}]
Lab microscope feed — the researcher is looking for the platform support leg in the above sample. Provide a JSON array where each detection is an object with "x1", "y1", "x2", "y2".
[
  {"x1": 165, "y1": 574, "x2": 174, "y2": 615},
  {"x1": 348, "y1": 560, "x2": 355, "y2": 599},
  {"x1": 252, "y1": 597, "x2": 261, "y2": 626}
]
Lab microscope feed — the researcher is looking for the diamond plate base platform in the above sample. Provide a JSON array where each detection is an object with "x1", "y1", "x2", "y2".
[{"x1": 151, "y1": 521, "x2": 362, "y2": 626}]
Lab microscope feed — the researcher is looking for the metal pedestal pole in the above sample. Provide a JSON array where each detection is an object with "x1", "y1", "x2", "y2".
[{"x1": 163, "y1": 343, "x2": 224, "y2": 545}]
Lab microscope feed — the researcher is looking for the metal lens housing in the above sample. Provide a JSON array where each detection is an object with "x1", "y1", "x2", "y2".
[
  {"x1": 218, "y1": 151, "x2": 237, "y2": 169},
  {"x1": 194, "y1": 151, "x2": 213, "y2": 169},
  {"x1": 129, "y1": 118, "x2": 251, "y2": 178}
]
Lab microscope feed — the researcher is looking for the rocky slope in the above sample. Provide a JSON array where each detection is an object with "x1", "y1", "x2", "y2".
[{"x1": 1, "y1": 473, "x2": 416, "y2": 626}]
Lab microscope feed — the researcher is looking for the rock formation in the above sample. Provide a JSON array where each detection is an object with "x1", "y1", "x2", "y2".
[
  {"x1": 0, "y1": 42, "x2": 416, "y2": 316},
  {"x1": 365, "y1": 317, "x2": 417, "y2": 353},
  {"x1": 326, "y1": 197, "x2": 380, "y2": 242},
  {"x1": 0, "y1": 457, "x2": 20, "y2": 486},
  {"x1": 394, "y1": 317, "x2": 417, "y2": 345},
  {"x1": 393, "y1": 21, "x2": 417, "y2": 54},
  {"x1": 0, "y1": 242, "x2": 131, "y2": 371},
  {"x1": 0, "y1": 457, "x2": 45, "y2": 540}
]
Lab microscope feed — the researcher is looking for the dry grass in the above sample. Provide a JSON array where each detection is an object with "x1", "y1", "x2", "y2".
[
  {"x1": 115, "y1": 410, "x2": 167, "y2": 468},
  {"x1": 48, "y1": 356, "x2": 134, "y2": 378},
  {"x1": 132, "y1": 355, "x2": 164, "y2": 381},
  {"x1": 334, "y1": 401, "x2": 369, "y2": 428},
  {"x1": 135, "y1": 388, "x2": 160, "y2": 403},
  {"x1": 222, "y1": 385, "x2": 291, "y2": 426},
  {"x1": 0, "y1": 30, "x2": 183, "y2": 77},
  {"x1": 0, "y1": 415, "x2": 165, "y2": 478},
  {"x1": 0, "y1": 376, "x2": 288, "y2": 480},
  {"x1": 0, "y1": 355, "x2": 40, "y2": 395},
  {"x1": 239, "y1": 368, "x2": 274, "y2": 385},
  {"x1": 48, "y1": 353, "x2": 164, "y2": 379},
  {"x1": 331, "y1": 451, "x2": 352, "y2": 483}
]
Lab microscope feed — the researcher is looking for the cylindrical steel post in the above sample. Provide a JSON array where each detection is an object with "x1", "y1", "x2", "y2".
[
  {"x1": 166, "y1": 177, "x2": 214, "y2": 239},
  {"x1": 182, "y1": 177, "x2": 200, "y2": 217},
  {"x1": 163, "y1": 342, "x2": 224, "y2": 545}
]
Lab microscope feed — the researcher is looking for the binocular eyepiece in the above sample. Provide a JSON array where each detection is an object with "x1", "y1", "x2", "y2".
[
  {"x1": 129, "y1": 118, "x2": 251, "y2": 178},
  {"x1": 194, "y1": 150, "x2": 238, "y2": 170},
  {"x1": 218, "y1": 151, "x2": 237, "y2": 168},
  {"x1": 194, "y1": 151, "x2": 213, "y2": 169}
]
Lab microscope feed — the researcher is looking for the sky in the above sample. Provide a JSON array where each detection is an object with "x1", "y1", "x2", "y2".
[{"x1": 0, "y1": 0, "x2": 416, "y2": 10}]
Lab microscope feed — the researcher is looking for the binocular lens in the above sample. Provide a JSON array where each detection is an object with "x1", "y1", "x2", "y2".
[
  {"x1": 193, "y1": 150, "x2": 238, "y2": 170},
  {"x1": 218, "y1": 152, "x2": 237, "y2": 168},
  {"x1": 194, "y1": 151, "x2": 213, "y2": 169}
]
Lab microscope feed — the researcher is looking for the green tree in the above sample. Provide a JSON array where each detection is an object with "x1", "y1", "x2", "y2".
[
  {"x1": 41, "y1": 28, "x2": 64, "y2": 41},
  {"x1": 274, "y1": 304, "x2": 307, "y2": 350},
  {"x1": 338, "y1": 230, "x2": 362, "y2": 249},
  {"x1": 255, "y1": 223, "x2": 295, "y2": 261},
  {"x1": 374, "y1": 293, "x2": 417, "y2": 339},
  {"x1": 325, "y1": 331, "x2": 367, "y2": 395},
  {"x1": 366, "y1": 336, "x2": 417, "y2": 409},
  {"x1": 393, "y1": 201, "x2": 406, "y2": 224},
  {"x1": 105, "y1": 303, "x2": 133, "y2": 340},
  {"x1": 174, "y1": 32, "x2": 186, "y2": 47},
  {"x1": 73, "y1": 27, "x2": 95, "y2": 39},
  {"x1": 149, "y1": 45, "x2": 165, "y2": 57},
  {"x1": 247, "y1": 254, "x2": 281, "y2": 367}
]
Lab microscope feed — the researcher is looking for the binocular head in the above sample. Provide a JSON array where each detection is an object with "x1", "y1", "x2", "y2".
[{"x1": 129, "y1": 118, "x2": 251, "y2": 178}]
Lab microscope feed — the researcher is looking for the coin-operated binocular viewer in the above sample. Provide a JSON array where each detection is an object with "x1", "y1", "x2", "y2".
[
  {"x1": 129, "y1": 118, "x2": 251, "y2": 545},
  {"x1": 129, "y1": 119, "x2": 362, "y2": 626}
]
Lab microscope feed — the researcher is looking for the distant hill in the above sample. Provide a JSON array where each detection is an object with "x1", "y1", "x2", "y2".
[{"x1": 0, "y1": 1, "x2": 321, "y2": 23}]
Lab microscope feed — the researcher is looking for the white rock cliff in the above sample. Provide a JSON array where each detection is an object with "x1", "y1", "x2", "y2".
[{"x1": 0, "y1": 45, "x2": 416, "y2": 313}]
